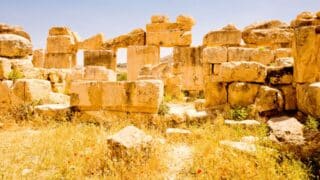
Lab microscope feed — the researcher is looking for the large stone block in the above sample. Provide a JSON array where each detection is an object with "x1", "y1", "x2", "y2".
[
  {"x1": 0, "y1": 34, "x2": 32, "y2": 58},
  {"x1": 0, "y1": 23, "x2": 31, "y2": 41},
  {"x1": 78, "y1": 33, "x2": 104, "y2": 50},
  {"x1": 250, "y1": 48, "x2": 275, "y2": 65},
  {"x1": 202, "y1": 47, "x2": 227, "y2": 63},
  {"x1": 267, "y1": 66, "x2": 293, "y2": 85},
  {"x1": 293, "y1": 26, "x2": 320, "y2": 83},
  {"x1": 296, "y1": 83, "x2": 320, "y2": 118},
  {"x1": 204, "y1": 82, "x2": 227, "y2": 107},
  {"x1": 0, "y1": 58, "x2": 12, "y2": 79},
  {"x1": 278, "y1": 85, "x2": 296, "y2": 110},
  {"x1": 70, "y1": 80, "x2": 164, "y2": 113},
  {"x1": 146, "y1": 23, "x2": 191, "y2": 32},
  {"x1": 84, "y1": 66, "x2": 116, "y2": 81},
  {"x1": 203, "y1": 24, "x2": 241, "y2": 46},
  {"x1": 212, "y1": 61, "x2": 267, "y2": 83},
  {"x1": 46, "y1": 35, "x2": 76, "y2": 54},
  {"x1": 12, "y1": 79, "x2": 52, "y2": 103},
  {"x1": 32, "y1": 49, "x2": 45, "y2": 67},
  {"x1": 151, "y1": 15, "x2": 169, "y2": 23},
  {"x1": 146, "y1": 31, "x2": 191, "y2": 47},
  {"x1": 127, "y1": 46, "x2": 160, "y2": 81},
  {"x1": 228, "y1": 82, "x2": 260, "y2": 107},
  {"x1": 44, "y1": 53, "x2": 76, "y2": 69},
  {"x1": 84, "y1": 50, "x2": 116, "y2": 71},
  {"x1": 103, "y1": 29, "x2": 145, "y2": 49},
  {"x1": 274, "y1": 48, "x2": 292, "y2": 59},
  {"x1": 227, "y1": 47, "x2": 254, "y2": 61},
  {"x1": 254, "y1": 86, "x2": 283, "y2": 112},
  {"x1": 49, "y1": 27, "x2": 73, "y2": 36}
]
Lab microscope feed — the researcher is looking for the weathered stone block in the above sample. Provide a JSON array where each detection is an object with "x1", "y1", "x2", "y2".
[
  {"x1": 0, "y1": 34, "x2": 32, "y2": 58},
  {"x1": 228, "y1": 82, "x2": 260, "y2": 107},
  {"x1": 0, "y1": 58, "x2": 12, "y2": 79},
  {"x1": 293, "y1": 26, "x2": 320, "y2": 83},
  {"x1": 274, "y1": 48, "x2": 292, "y2": 59},
  {"x1": 84, "y1": 50, "x2": 116, "y2": 71},
  {"x1": 12, "y1": 79, "x2": 52, "y2": 103},
  {"x1": 202, "y1": 47, "x2": 227, "y2": 63},
  {"x1": 44, "y1": 53, "x2": 76, "y2": 69},
  {"x1": 49, "y1": 27, "x2": 73, "y2": 36},
  {"x1": 204, "y1": 82, "x2": 227, "y2": 107},
  {"x1": 0, "y1": 80, "x2": 13, "y2": 107},
  {"x1": 227, "y1": 47, "x2": 254, "y2": 61},
  {"x1": 70, "y1": 80, "x2": 164, "y2": 113},
  {"x1": 254, "y1": 86, "x2": 283, "y2": 112},
  {"x1": 127, "y1": 46, "x2": 160, "y2": 81},
  {"x1": 267, "y1": 66, "x2": 293, "y2": 85},
  {"x1": 212, "y1": 61, "x2": 267, "y2": 83},
  {"x1": 78, "y1": 33, "x2": 104, "y2": 50},
  {"x1": 0, "y1": 23, "x2": 31, "y2": 41},
  {"x1": 296, "y1": 83, "x2": 320, "y2": 118},
  {"x1": 46, "y1": 35, "x2": 76, "y2": 53},
  {"x1": 32, "y1": 49, "x2": 45, "y2": 68},
  {"x1": 250, "y1": 48, "x2": 275, "y2": 65},
  {"x1": 203, "y1": 24, "x2": 241, "y2": 46},
  {"x1": 103, "y1": 29, "x2": 145, "y2": 49},
  {"x1": 84, "y1": 66, "x2": 116, "y2": 81},
  {"x1": 151, "y1": 15, "x2": 169, "y2": 23},
  {"x1": 278, "y1": 85, "x2": 296, "y2": 110},
  {"x1": 146, "y1": 31, "x2": 191, "y2": 47},
  {"x1": 146, "y1": 23, "x2": 191, "y2": 32}
]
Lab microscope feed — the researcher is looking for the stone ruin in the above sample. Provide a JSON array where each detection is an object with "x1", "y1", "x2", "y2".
[{"x1": 0, "y1": 11, "x2": 319, "y2": 121}]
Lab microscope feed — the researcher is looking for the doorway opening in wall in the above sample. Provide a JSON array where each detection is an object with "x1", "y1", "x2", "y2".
[
  {"x1": 160, "y1": 47, "x2": 173, "y2": 63},
  {"x1": 76, "y1": 50, "x2": 84, "y2": 68},
  {"x1": 116, "y1": 48, "x2": 127, "y2": 81}
]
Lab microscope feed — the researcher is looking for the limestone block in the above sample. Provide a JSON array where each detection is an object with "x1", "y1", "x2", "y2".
[
  {"x1": 35, "y1": 104, "x2": 71, "y2": 117},
  {"x1": 0, "y1": 58, "x2": 12, "y2": 79},
  {"x1": 204, "y1": 82, "x2": 227, "y2": 107},
  {"x1": 165, "y1": 75, "x2": 182, "y2": 99},
  {"x1": 84, "y1": 66, "x2": 116, "y2": 81},
  {"x1": 250, "y1": 48, "x2": 275, "y2": 65},
  {"x1": 254, "y1": 86, "x2": 283, "y2": 112},
  {"x1": 146, "y1": 31, "x2": 191, "y2": 47},
  {"x1": 84, "y1": 50, "x2": 116, "y2": 71},
  {"x1": 46, "y1": 35, "x2": 76, "y2": 53},
  {"x1": 267, "y1": 65, "x2": 293, "y2": 85},
  {"x1": 212, "y1": 61, "x2": 267, "y2": 83},
  {"x1": 176, "y1": 15, "x2": 195, "y2": 29},
  {"x1": 228, "y1": 82, "x2": 260, "y2": 107},
  {"x1": 44, "y1": 92, "x2": 70, "y2": 105},
  {"x1": 10, "y1": 58, "x2": 33, "y2": 72},
  {"x1": 0, "y1": 80, "x2": 13, "y2": 107},
  {"x1": 296, "y1": 83, "x2": 320, "y2": 118},
  {"x1": 151, "y1": 15, "x2": 169, "y2": 23},
  {"x1": 107, "y1": 126, "x2": 153, "y2": 158},
  {"x1": 12, "y1": 79, "x2": 52, "y2": 103},
  {"x1": 0, "y1": 23, "x2": 31, "y2": 41},
  {"x1": 202, "y1": 47, "x2": 227, "y2": 63},
  {"x1": 227, "y1": 47, "x2": 254, "y2": 61},
  {"x1": 70, "y1": 80, "x2": 164, "y2": 113},
  {"x1": 274, "y1": 48, "x2": 292, "y2": 59},
  {"x1": 0, "y1": 34, "x2": 32, "y2": 58},
  {"x1": 203, "y1": 24, "x2": 241, "y2": 46},
  {"x1": 127, "y1": 46, "x2": 160, "y2": 81},
  {"x1": 78, "y1": 33, "x2": 104, "y2": 50},
  {"x1": 146, "y1": 23, "x2": 191, "y2": 32},
  {"x1": 32, "y1": 49, "x2": 45, "y2": 67},
  {"x1": 49, "y1": 27, "x2": 73, "y2": 36},
  {"x1": 293, "y1": 26, "x2": 320, "y2": 83},
  {"x1": 278, "y1": 85, "x2": 296, "y2": 110},
  {"x1": 44, "y1": 53, "x2": 76, "y2": 69},
  {"x1": 103, "y1": 28, "x2": 145, "y2": 49}
]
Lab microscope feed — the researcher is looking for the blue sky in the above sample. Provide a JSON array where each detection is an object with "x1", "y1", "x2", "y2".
[{"x1": 1, "y1": 0, "x2": 319, "y2": 63}]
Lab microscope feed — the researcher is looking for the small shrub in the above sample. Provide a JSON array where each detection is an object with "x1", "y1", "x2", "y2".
[
  {"x1": 7, "y1": 69, "x2": 24, "y2": 81},
  {"x1": 229, "y1": 106, "x2": 249, "y2": 120},
  {"x1": 158, "y1": 101, "x2": 169, "y2": 116},
  {"x1": 164, "y1": 94, "x2": 172, "y2": 102},
  {"x1": 305, "y1": 115, "x2": 319, "y2": 131},
  {"x1": 117, "y1": 72, "x2": 127, "y2": 81},
  {"x1": 9, "y1": 100, "x2": 42, "y2": 122}
]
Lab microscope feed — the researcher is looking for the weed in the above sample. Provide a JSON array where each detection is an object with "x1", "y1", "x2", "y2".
[{"x1": 229, "y1": 106, "x2": 249, "y2": 120}]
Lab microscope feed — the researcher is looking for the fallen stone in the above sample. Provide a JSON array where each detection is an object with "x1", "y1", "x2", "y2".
[
  {"x1": 0, "y1": 23, "x2": 31, "y2": 41},
  {"x1": 228, "y1": 82, "x2": 260, "y2": 107},
  {"x1": 220, "y1": 140, "x2": 256, "y2": 153},
  {"x1": 0, "y1": 34, "x2": 32, "y2": 58},
  {"x1": 224, "y1": 120, "x2": 261, "y2": 126},
  {"x1": 267, "y1": 116, "x2": 304, "y2": 145},
  {"x1": 255, "y1": 86, "x2": 284, "y2": 112},
  {"x1": 35, "y1": 104, "x2": 71, "y2": 117}
]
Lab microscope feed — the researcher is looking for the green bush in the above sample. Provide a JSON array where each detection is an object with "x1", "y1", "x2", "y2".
[
  {"x1": 229, "y1": 106, "x2": 249, "y2": 121},
  {"x1": 7, "y1": 69, "x2": 24, "y2": 81},
  {"x1": 117, "y1": 72, "x2": 127, "y2": 81},
  {"x1": 158, "y1": 101, "x2": 169, "y2": 116},
  {"x1": 305, "y1": 115, "x2": 319, "y2": 131}
]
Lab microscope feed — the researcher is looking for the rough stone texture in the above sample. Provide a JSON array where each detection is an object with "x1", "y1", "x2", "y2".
[
  {"x1": 228, "y1": 82, "x2": 260, "y2": 107},
  {"x1": 78, "y1": 33, "x2": 104, "y2": 50},
  {"x1": 35, "y1": 104, "x2": 71, "y2": 117},
  {"x1": 0, "y1": 23, "x2": 31, "y2": 41},
  {"x1": 49, "y1": 27, "x2": 73, "y2": 36},
  {"x1": 84, "y1": 50, "x2": 116, "y2": 71},
  {"x1": 203, "y1": 24, "x2": 241, "y2": 46},
  {"x1": 107, "y1": 126, "x2": 153, "y2": 158},
  {"x1": 32, "y1": 49, "x2": 45, "y2": 68},
  {"x1": 212, "y1": 61, "x2": 267, "y2": 83},
  {"x1": 291, "y1": 11, "x2": 319, "y2": 28},
  {"x1": 0, "y1": 58, "x2": 12, "y2": 79},
  {"x1": 165, "y1": 75, "x2": 182, "y2": 99},
  {"x1": 147, "y1": 31, "x2": 191, "y2": 47},
  {"x1": 296, "y1": 83, "x2": 320, "y2": 118},
  {"x1": 176, "y1": 15, "x2": 195, "y2": 29},
  {"x1": 46, "y1": 35, "x2": 76, "y2": 54},
  {"x1": 103, "y1": 29, "x2": 145, "y2": 49},
  {"x1": 0, "y1": 34, "x2": 32, "y2": 58},
  {"x1": 44, "y1": 53, "x2": 76, "y2": 69},
  {"x1": 69, "y1": 80, "x2": 164, "y2": 113},
  {"x1": 166, "y1": 128, "x2": 191, "y2": 139},
  {"x1": 255, "y1": 86, "x2": 284, "y2": 112},
  {"x1": 228, "y1": 47, "x2": 275, "y2": 65},
  {"x1": 278, "y1": 85, "x2": 296, "y2": 110},
  {"x1": 225, "y1": 120, "x2": 261, "y2": 126},
  {"x1": 12, "y1": 79, "x2": 52, "y2": 103},
  {"x1": 127, "y1": 46, "x2": 160, "y2": 81},
  {"x1": 0, "y1": 80, "x2": 13, "y2": 107},
  {"x1": 45, "y1": 92, "x2": 70, "y2": 104},
  {"x1": 151, "y1": 15, "x2": 169, "y2": 23},
  {"x1": 293, "y1": 26, "x2": 320, "y2": 83},
  {"x1": 204, "y1": 82, "x2": 227, "y2": 107},
  {"x1": 202, "y1": 47, "x2": 227, "y2": 63},
  {"x1": 84, "y1": 66, "x2": 116, "y2": 81},
  {"x1": 268, "y1": 116, "x2": 304, "y2": 144},
  {"x1": 267, "y1": 66, "x2": 293, "y2": 85},
  {"x1": 242, "y1": 20, "x2": 293, "y2": 48},
  {"x1": 220, "y1": 140, "x2": 257, "y2": 153},
  {"x1": 250, "y1": 48, "x2": 275, "y2": 65},
  {"x1": 173, "y1": 46, "x2": 203, "y2": 91},
  {"x1": 274, "y1": 48, "x2": 292, "y2": 59}
]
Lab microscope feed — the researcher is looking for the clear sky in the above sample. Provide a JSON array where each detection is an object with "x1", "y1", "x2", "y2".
[{"x1": 1, "y1": 0, "x2": 319, "y2": 63}]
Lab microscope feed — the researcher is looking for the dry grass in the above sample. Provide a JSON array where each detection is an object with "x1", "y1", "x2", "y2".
[{"x1": 0, "y1": 110, "x2": 310, "y2": 179}]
